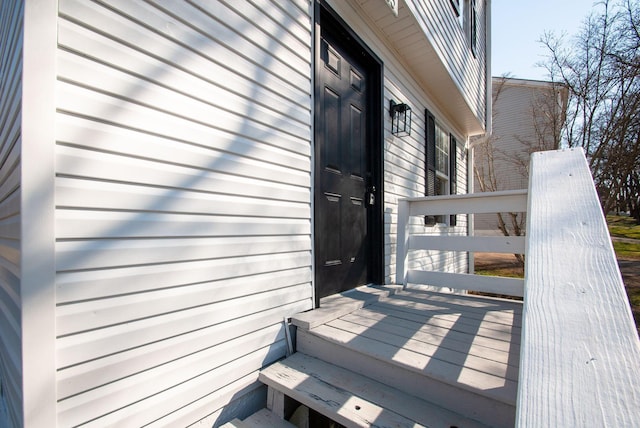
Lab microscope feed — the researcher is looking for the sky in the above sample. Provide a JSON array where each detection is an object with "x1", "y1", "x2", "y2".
[{"x1": 491, "y1": 0, "x2": 598, "y2": 81}]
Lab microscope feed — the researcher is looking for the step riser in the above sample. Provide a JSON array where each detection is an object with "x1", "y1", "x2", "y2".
[{"x1": 297, "y1": 329, "x2": 515, "y2": 428}]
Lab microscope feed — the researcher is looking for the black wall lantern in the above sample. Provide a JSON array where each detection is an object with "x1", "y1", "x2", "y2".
[{"x1": 389, "y1": 100, "x2": 412, "y2": 137}]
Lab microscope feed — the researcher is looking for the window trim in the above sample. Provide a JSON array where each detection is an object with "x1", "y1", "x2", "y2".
[
  {"x1": 450, "y1": 0, "x2": 461, "y2": 17},
  {"x1": 470, "y1": 0, "x2": 477, "y2": 57},
  {"x1": 425, "y1": 109, "x2": 460, "y2": 227}
]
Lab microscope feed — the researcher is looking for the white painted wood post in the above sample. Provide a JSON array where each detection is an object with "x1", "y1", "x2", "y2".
[
  {"x1": 21, "y1": 0, "x2": 57, "y2": 426},
  {"x1": 395, "y1": 199, "x2": 410, "y2": 287}
]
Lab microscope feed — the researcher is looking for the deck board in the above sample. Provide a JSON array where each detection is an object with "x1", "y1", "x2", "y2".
[
  {"x1": 338, "y1": 312, "x2": 516, "y2": 366},
  {"x1": 367, "y1": 299, "x2": 520, "y2": 339},
  {"x1": 351, "y1": 306, "x2": 519, "y2": 353},
  {"x1": 304, "y1": 289, "x2": 522, "y2": 407}
]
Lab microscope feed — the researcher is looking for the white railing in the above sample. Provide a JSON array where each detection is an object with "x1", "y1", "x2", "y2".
[
  {"x1": 395, "y1": 189, "x2": 528, "y2": 297},
  {"x1": 395, "y1": 148, "x2": 640, "y2": 425},
  {"x1": 517, "y1": 148, "x2": 640, "y2": 426}
]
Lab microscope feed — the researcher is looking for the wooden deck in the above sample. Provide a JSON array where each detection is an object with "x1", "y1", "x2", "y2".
[{"x1": 282, "y1": 285, "x2": 522, "y2": 427}]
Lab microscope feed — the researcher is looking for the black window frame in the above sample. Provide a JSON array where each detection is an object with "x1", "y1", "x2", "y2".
[{"x1": 425, "y1": 108, "x2": 459, "y2": 226}]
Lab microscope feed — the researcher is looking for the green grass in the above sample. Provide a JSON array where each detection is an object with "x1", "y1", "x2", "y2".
[
  {"x1": 475, "y1": 267, "x2": 524, "y2": 279},
  {"x1": 607, "y1": 215, "x2": 640, "y2": 260},
  {"x1": 607, "y1": 215, "x2": 640, "y2": 239},
  {"x1": 613, "y1": 241, "x2": 640, "y2": 260},
  {"x1": 628, "y1": 288, "x2": 640, "y2": 307}
]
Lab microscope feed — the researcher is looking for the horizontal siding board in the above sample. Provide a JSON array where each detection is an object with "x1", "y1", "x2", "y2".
[
  {"x1": 56, "y1": 251, "x2": 311, "y2": 303},
  {"x1": 57, "y1": 299, "x2": 309, "y2": 399},
  {"x1": 57, "y1": 18, "x2": 310, "y2": 122},
  {"x1": 101, "y1": 345, "x2": 284, "y2": 427},
  {"x1": 56, "y1": 271, "x2": 311, "y2": 335},
  {"x1": 58, "y1": 326, "x2": 287, "y2": 427},
  {"x1": 138, "y1": 0, "x2": 310, "y2": 90},
  {"x1": 156, "y1": 375, "x2": 265, "y2": 427},
  {"x1": 0, "y1": 238, "x2": 19, "y2": 268},
  {"x1": 56, "y1": 235, "x2": 310, "y2": 272},
  {"x1": 57, "y1": 50, "x2": 310, "y2": 141},
  {"x1": 56, "y1": 145, "x2": 310, "y2": 203},
  {"x1": 0, "y1": 1, "x2": 22, "y2": 427},
  {"x1": 0, "y1": 167, "x2": 20, "y2": 213},
  {"x1": 0, "y1": 79, "x2": 21, "y2": 156},
  {"x1": 55, "y1": 114, "x2": 310, "y2": 180},
  {"x1": 56, "y1": 178, "x2": 311, "y2": 219},
  {"x1": 0, "y1": 189, "x2": 19, "y2": 228},
  {"x1": 185, "y1": 0, "x2": 311, "y2": 64},
  {"x1": 58, "y1": 0, "x2": 309, "y2": 101},
  {"x1": 56, "y1": 80, "x2": 310, "y2": 158},
  {"x1": 240, "y1": 0, "x2": 313, "y2": 46},
  {"x1": 56, "y1": 210, "x2": 310, "y2": 241},
  {"x1": 57, "y1": 284, "x2": 310, "y2": 369},
  {"x1": 0, "y1": 31, "x2": 22, "y2": 130}
]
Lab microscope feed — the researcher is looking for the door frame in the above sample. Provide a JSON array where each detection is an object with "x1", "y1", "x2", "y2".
[{"x1": 313, "y1": 1, "x2": 384, "y2": 306}]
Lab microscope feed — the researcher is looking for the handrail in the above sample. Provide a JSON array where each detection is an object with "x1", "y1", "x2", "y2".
[
  {"x1": 516, "y1": 148, "x2": 640, "y2": 425},
  {"x1": 395, "y1": 189, "x2": 527, "y2": 297}
]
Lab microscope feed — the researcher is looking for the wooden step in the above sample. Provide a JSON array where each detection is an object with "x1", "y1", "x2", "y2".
[
  {"x1": 293, "y1": 289, "x2": 519, "y2": 427},
  {"x1": 220, "y1": 408, "x2": 296, "y2": 428},
  {"x1": 259, "y1": 352, "x2": 487, "y2": 428},
  {"x1": 219, "y1": 419, "x2": 245, "y2": 428}
]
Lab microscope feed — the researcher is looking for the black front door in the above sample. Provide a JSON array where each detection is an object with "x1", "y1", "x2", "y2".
[{"x1": 314, "y1": 11, "x2": 381, "y2": 304}]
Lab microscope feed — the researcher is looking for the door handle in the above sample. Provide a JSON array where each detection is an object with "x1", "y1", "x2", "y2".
[{"x1": 367, "y1": 186, "x2": 376, "y2": 206}]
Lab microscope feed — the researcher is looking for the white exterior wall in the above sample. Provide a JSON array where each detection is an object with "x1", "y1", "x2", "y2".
[
  {"x1": 1, "y1": 1, "x2": 486, "y2": 426},
  {"x1": 475, "y1": 78, "x2": 560, "y2": 233},
  {"x1": 0, "y1": 2, "x2": 23, "y2": 426},
  {"x1": 405, "y1": 0, "x2": 488, "y2": 126},
  {"x1": 54, "y1": 0, "x2": 313, "y2": 426}
]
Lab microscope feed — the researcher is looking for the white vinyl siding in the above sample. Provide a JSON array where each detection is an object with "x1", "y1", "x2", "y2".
[
  {"x1": 405, "y1": 0, "x2": 487, "y2": 125},
  {"x1": 475, "y1": 79, "x2": 558, "y2": 234},
  {"x1": 54, "y1": 0, "x2": 313, "y2": 426},
  {"x1": 0, "y1": 2, "x2": 22, "y2": 427}
]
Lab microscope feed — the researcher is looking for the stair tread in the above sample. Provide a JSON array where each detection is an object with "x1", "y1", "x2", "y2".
[
  {"x1": 291, "y1": 285, "x2": 401, "y2": 330},
  {"x1": 219, "y1": 418, "x2": 246, "y2": 428},
  {"x1": 259, "y1": 352, "x2": 487, "y2": 428},
  {"x1": 242, "y1": 408, "x2": 296, "y2": 428},
  {"x1": 307, "y1": 322, "x2": 518, "y2": 405}
]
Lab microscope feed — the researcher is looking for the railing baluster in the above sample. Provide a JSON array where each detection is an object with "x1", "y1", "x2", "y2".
[{"x1": 396, "y1": 199, "x2": 410, "y2": 289}]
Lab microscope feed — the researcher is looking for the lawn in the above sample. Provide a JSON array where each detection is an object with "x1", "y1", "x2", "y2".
[
  {"x1": 607, "y1": 215, "x2": 640, "y2": 260},
  {"x1": 613, "y1": 241, "x2": 640, "y2": 260},
  {"x1": 607, "y1": 215, "x2": 640, "y2": 240}
]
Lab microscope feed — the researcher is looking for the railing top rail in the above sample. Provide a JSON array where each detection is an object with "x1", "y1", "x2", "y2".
[
  {"x1": 398, "y1": 189, "x2": 527, "y2": 203},
  {"x1": 517, "y1": 148, "x2": 640, "y2": 426},
  {"x1": 399, "y1": 189, "x2": 527, "y2": 216}
]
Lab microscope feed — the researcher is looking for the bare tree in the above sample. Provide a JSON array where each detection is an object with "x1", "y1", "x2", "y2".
[
  {"x1": 474, "y1": 76, "x2": 567, "y2": 265},
  {"x1": 540, "y1": 0, "x2": 640, "y2": 222}
]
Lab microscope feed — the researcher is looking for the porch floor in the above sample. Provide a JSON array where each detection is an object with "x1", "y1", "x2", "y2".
[{"x1": 290, "y1": 285, "x2": 522, "y2": 426}]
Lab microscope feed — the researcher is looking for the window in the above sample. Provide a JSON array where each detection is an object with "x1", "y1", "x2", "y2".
[
  {"x1": 450, "y1": 0, "x2": 461, "y2": 16},
  {"x1": 435, "y1": 123, "x2": 449, "y2": 179},
  {"x1": 457, "y1": 0, "x2": 477, "y2": 57},
  {"x1": 425, "y1": 109, "x2": 458, "y2": 226},
  {"x1": 470, "y1": 0, "x2": 477, "y2": 57}
]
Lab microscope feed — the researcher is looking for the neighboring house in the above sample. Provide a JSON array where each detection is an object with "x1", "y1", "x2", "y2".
[
  {"x1": 0, "y1": 0, "x2": 490, "y2": 426},
  {"x1": 473, "y1": 76, "x2": 568, "y2": 235}
]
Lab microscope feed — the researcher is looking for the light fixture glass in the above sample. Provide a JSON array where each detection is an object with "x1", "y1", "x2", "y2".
[{"x1": 390, "y1": 100, "x2": 412, "y2": 137}]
